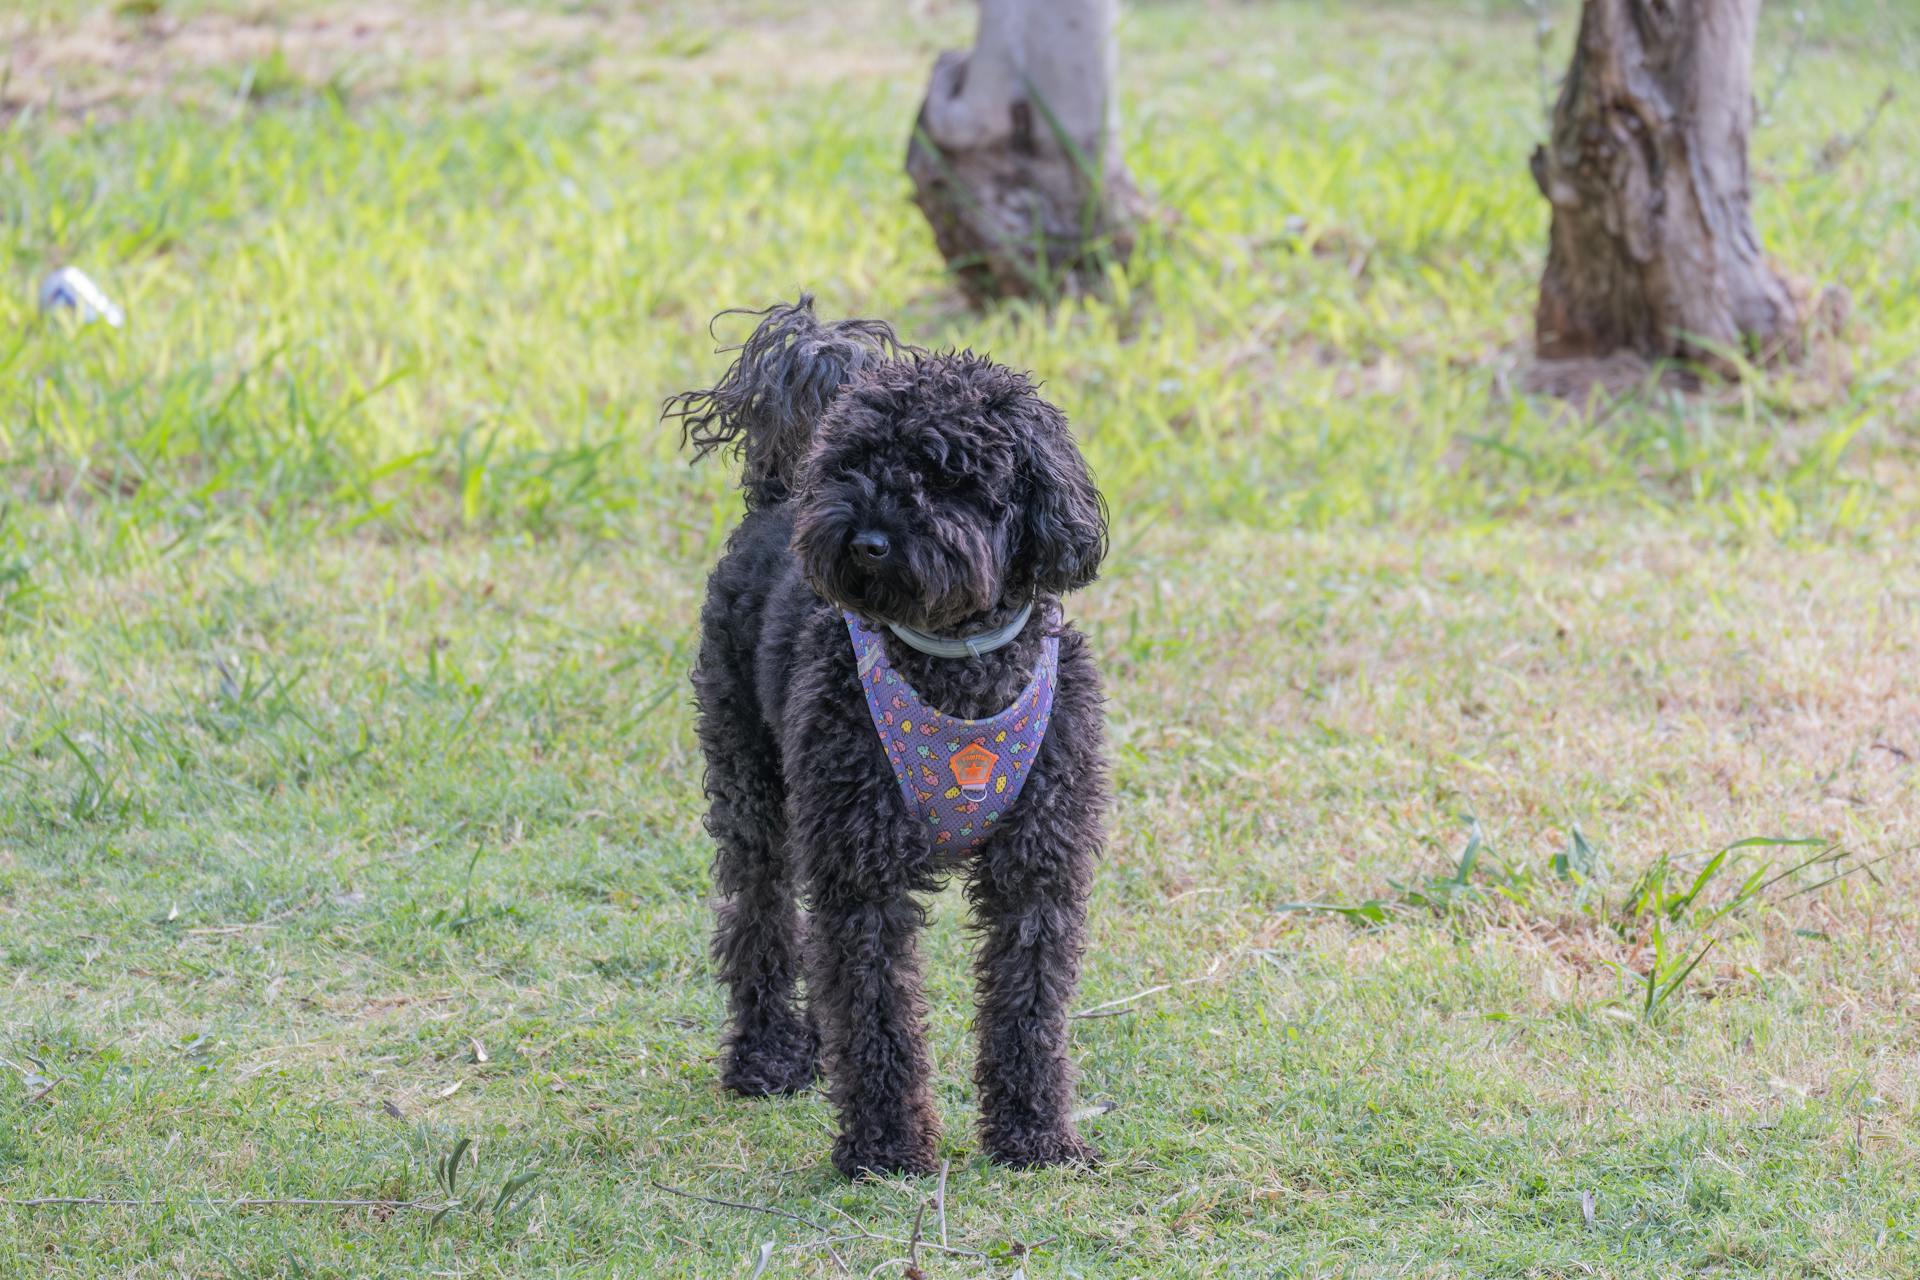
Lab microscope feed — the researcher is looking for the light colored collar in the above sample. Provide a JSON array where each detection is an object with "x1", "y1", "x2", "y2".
[{"x1": 885, "y1": 598, "x2": 1034, "y2": 659}]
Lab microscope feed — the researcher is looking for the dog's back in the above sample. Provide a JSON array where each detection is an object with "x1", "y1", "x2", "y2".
[{"x1": 695, "y1": 505, "x2": 811, "y2": 740}]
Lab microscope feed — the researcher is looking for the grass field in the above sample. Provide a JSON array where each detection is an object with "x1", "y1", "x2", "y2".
[{"x1": 4, "y1": 0, "x2": 1920, "y2": 1275}]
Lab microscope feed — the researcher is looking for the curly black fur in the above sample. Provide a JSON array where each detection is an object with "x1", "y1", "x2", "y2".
[
  {"x1": 672, "y1": 298, "x2": 1109, "y2": 1178},
  {"x1": 664, "y1": 295, "x2": 918, "y2": 510}
]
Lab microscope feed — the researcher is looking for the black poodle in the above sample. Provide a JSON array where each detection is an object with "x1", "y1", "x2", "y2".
[{"x1": 665, "y1": 296, "x2": 1109, "y2": 1178}]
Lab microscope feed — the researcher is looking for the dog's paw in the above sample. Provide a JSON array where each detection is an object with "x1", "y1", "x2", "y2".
[
  {"x1": 721, "y1": 1054, "x2": 816, "y2": 1097},
  {"x1": 720, "y1": 1025, "x2": 818, "y2": 1097},
  {"x1": 985, "y1": 1126, "x2": 1098, "y2": 1171},
  {"x1": 830, "y1": 1136, "x2": 940, "y2": 1181}
]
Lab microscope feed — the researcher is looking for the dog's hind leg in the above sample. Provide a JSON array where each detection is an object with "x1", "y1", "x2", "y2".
[
  {"x1": 696, "y1": 655, "x2": 817, "y2": 1098},
  {"x1": 966, "y1": 783, "x2": 1100, "y2": 1169}
]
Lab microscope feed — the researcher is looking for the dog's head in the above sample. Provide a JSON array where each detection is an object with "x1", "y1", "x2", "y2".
[{"x1": 791, "y1": 352, "x2": 1107, "y2": 632}]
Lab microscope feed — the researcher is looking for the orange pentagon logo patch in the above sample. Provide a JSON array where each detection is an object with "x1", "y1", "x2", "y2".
[{"x1": 949, "y1": 740, "x2": 999, "y2": 800}]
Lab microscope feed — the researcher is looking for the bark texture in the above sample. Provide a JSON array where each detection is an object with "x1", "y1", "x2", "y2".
[
  {"x1": 906, "y1": 0, "x2": 1147, "y2": 301},
  {"x1": 1532, "y1": 0, "x2": 1801, "y2": 366}
]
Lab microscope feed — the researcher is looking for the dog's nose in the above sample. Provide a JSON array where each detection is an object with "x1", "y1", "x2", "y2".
[{"x1": 850, "y1": 531, "x2": 891, "y2": 563}]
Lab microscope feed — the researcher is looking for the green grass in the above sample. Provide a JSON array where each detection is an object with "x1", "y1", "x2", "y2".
[{"x1": 3, "y1": 1, "x2": 1919, "y2": 1275}]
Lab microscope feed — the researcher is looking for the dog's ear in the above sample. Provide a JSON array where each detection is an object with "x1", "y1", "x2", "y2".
[{"x1": 1013, "y1": 397, "x2": 1108, "y2": 595}]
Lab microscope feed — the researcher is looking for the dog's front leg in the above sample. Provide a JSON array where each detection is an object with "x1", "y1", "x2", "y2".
[
  {"x1": 807, "y1": 885, "x2": 940, "y2": 1178},
  {"x1": 793, "y1": 780, "x2": 941, "y2": 1179},
  {"x1": 966, "y1": 780, "x2": 1099, "y2": 1169}
]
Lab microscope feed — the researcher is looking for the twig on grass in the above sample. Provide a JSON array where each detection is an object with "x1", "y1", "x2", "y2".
[
  {"x1": 0, "y1": 1057, "x2": 63, "y2": 1103},
  {"x1": 1071, "y1": 981, "x2": 1178, "y2": 1018},
  {"x1": 178, "y1": 890, "x2": 322, "y2": 937},
  {"x1": 649, "y1": 1178, "x2": 835, "y2": 1234},
  {"x1": 820, "y1": 1201, "x2": 988, "y2": 1260},
  {"x1": 934, "y1": 1158, "x2": 949, "y2": 1249},
  {"x1": 1071, "y1": 951, "x2": 1232, "y2": 1019},
  {"x1": 651, "y1": 1178, "x2": 849, "y2": 1273},
  {"x1": 907, "y1": 1195, "x2": 929, "y2": 1276},
  {"x1": 653, "y1": 1170, "x2": 992, "y2": 1271},
  {"x1": 0, "y1": 1195, "x2": 446, "y2": 1212}
]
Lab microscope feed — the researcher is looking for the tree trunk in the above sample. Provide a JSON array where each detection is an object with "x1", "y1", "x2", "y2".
[
  {"x1": 1531, "y1": 0, "x2": 1801, "y2": 368},
  {"x1": 906, "y1": 0, "x2": 1148, "y2": 302}
]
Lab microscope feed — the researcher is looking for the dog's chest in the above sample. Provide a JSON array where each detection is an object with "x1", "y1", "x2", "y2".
[{"x1": 847, "y1": 616, "x2": 1057, "y2": 855}]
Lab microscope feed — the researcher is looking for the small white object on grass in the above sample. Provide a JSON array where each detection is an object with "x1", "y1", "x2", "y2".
[{"x1": 39, "y1": 266, "x2": 125, "y2": 327}]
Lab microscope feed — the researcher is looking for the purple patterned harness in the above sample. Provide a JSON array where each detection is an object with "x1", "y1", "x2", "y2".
[{"x1": 846, "y1": 613, "x2": 1058, "y2": 854}]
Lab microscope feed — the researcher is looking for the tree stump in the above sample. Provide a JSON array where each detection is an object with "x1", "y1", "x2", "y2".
[
  {"x1": 1531, "y1": 0, "x2": 1802, "y2": 369},
  {"x1": 906, "y1": 0, "x2": 1148, "y2": 302}
]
